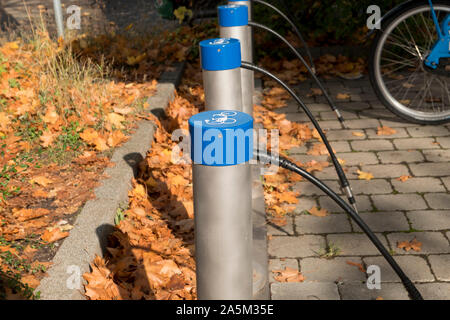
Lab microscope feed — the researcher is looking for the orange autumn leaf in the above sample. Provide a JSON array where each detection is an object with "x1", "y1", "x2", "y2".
[
  {"x1": 30, "y1": 175, "x2": 52, "y2": 187},
  {"x1": 307, "y1": 88, "x2": 323, "y2": 97},
  {"x1": 32, "y1": 189, "x2": 49, "y2": 198},
  {"x1": 305, "y1": 160, "x2": 329, "y2": 173},
  {"x1": 308, "y1": 206, "x2": 329, "y2": 217},
  {"x1": 80, "y1": 128, "x2": 109, "y2": 151},
  {"x1": 21, "y1": 275, "x2": 40, "y2": 288},
  {"x1": 42, "y1": 107, "x2": 59, "y2": 124},
  {"x1": 352, "y1": 131, "x2": 364, "y2": 137},
  {"x1": 377, "y1": 126, "x2": 397, "y2": 136},
  {"x1": 80, "y1": 128, "x2": 99, "y2": 145},
  {"x1": 107, "y1": 130, "x2": 127, "y2": 147},
  {"x1": 307, "y1": 143, "x2": 328, "y2": 156},
  {"x1": 357, "y1": 170, "x2": 374, "y2": 181},
  {"x1": 346, "y1": 260, "x2": 366, "y2": 273},
  {"x1": 40, "y1": 130, "x2": 57, "y2": 148},
  {"x1": 270, "y1": 216, "x2": 287, "y2": 227},
  {"x1": 13, "y1": 208, "x2": 49, "y2": 222},
  {"x1": 41, "y1": 227, "x2": 70, "y2": 243},
  {"x1": 84, "y1": 255, "x2": 122, "y2": 300},
  {"x1": 0, "y1": 112, "x2": 12, "y2": 131},
  {"x1": 272, "y1": 267, "x2": 305, "y2": 282},
  {"x1": 336, "y1": 93, "x2": 351, "y2": 100},
  {"x1": 277, "y1": 191, "x2": 299, "y2": 204},
  {"x1": 107, "y1": 112, "x2": 126, "y2": 129},
  {"x1": 397, "y1": 175, "x2": 411, "y2": 182},
  {"x1": 397, "y1": 238, "x2": 422, "y2": 252}
]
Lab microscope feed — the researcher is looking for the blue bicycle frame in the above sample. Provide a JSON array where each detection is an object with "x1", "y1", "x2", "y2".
[{"x1": 424, "y1": 0, "x2": 450, "y2": 69}]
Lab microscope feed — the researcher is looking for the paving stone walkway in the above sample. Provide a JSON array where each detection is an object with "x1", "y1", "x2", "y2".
[
  {"x1": 0, "y1": 0, "x2": 177, "y2": 36},
  {"x1": 266, "y1": 76, "x2": 450, "y2": 300}
]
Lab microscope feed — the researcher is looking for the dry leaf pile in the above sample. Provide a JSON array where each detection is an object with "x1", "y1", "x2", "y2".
[
  {"x1": 257, "y1": 53, "x2": 366, "y2": 87},
  {"x1": 83, "y1": 65, "x2": 204, "y2": 300},
  {"x1": 0, "y1": 32, "x2": 159, "y2": 298}
]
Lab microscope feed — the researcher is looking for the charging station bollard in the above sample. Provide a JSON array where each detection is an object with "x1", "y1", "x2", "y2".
[
  {"x1": 189, "y1": 110, "x2": 254, "y2": 300},
  {"x1": 200, "y1": 38, "x2": 243, "y2": 111},
  {"x1": 218, "y1": 4, "x2": 254, "y2": 116}
]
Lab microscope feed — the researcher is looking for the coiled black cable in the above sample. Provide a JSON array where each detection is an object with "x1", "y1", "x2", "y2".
[
  {"x1": 255, "y1": 150, "x2": 424, "y2": 300},
  {"x1": 241, "y1": 61, "x2": 358, "y2": 211},
  {"x1": 251, "y1": 0, "x2": 315, "y2": 72},
  {"x1": 248, "y1": 20, "x2": 346, "y2": 127}
]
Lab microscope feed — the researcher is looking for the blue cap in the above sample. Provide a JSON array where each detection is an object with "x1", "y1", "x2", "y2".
[
  {"x1": 189, "y1": 110, "x2": 253, "y2": 166},
  {"x1": 200, "y1": 38, "x2": 241, "y2": 71},
  {"x1": 218, "y1": 5, "x2": 248, "y2": 27}
]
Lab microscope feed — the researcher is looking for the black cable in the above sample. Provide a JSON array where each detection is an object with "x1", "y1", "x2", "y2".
[
  {"x1": 255, "y1": 150, "x2": 424, "y2": 301},
  {"x1": 251, "y1": 0, "x2": 315, "y2": 72},
  {"x1": 241, "y1": 61, "x2": 358, "y2": 211},
  {"x1": 248, "y1": 21, "x2": 346, "y2": 127}
]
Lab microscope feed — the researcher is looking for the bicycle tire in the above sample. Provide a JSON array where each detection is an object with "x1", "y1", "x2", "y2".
[{"x1": 369, "y1": 0, "x2": 450, "y2": 124}]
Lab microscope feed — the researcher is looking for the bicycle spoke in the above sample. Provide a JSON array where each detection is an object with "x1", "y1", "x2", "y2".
[{"x1": 375, "y1": 4, "x2": 450, "y2": 120}]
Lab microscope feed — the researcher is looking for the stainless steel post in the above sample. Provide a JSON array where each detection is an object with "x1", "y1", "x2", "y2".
[
  {"x1": 229, "y1": 0, "x2": 252, "y2": 21},
  {"x1": 200, "y1": 38, "x2": 243, "y2": 111},
  {"x1": 53, "y1": 0, "x2": 65, "y2": 39},
  {"x1": 189, "y1": 110, "x2": 254, "y2": 300},
  {"x1": 229, "y1": 0, "x2": 254, "y2": 90},
  {"x1": 219, "y1": 4, "x2": 254, "y2": 116}
]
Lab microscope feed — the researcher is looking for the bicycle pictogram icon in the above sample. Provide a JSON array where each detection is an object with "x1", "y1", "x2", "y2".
[{"x1": 204, "y1": 111, "x2": 237, "y2": 125}]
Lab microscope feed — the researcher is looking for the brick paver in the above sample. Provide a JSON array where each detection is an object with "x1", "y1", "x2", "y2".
[
  {"x1": 267, "y1": 76, "x2": 450, "y2": 300},
  {"x1": 363, "y1": 256, "x2": 434, "y2": 282},
  {"x1": 428, "y1": 255, "x2": 450, "y2": 281},
  {"x1": 407, "y1": 210, "x2": 450, "y2": 230}
]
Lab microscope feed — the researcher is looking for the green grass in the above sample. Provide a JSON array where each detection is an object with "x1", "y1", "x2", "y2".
[{"x1": 316, "y1": 242, "x2": 341, "y2": 259}]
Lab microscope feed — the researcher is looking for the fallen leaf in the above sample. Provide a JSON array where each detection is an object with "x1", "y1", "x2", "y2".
[
  {"x1": 346, "y1": 260, "x2": 366, "y2": 273},
  {"x1": 272, "y1": 267, "x2": 305, "y2": 282},
  {"x1": 21, "y1": 275, "x2": 40, "y2": 288},
  {"x1": 307, "y1": 88, "x2": 323, "y2": 97},
  {"x1": 397, "y1": 238, "x2": 422, "y2": 252},
  {"x1": 307, "y1": 143, "x2": 328, "y2": 156},
  {"x1": 40, "y1": 130, "x2": 57, "y2": 148},
  {"x1": 13, "y1": 208, "x2": 49, "y2": 222},
  {"x1": 41, "y1": 227, "x2": 70, "y2": 243},
  {"x1": 352, "y1": 131, "x2": 364, "y2": 137},
  {"x1": 30, "y1": 176, "x2": 52, "y2": 187},
  {"x1": 336, "y1": 93, "x2": 351, "y2": 100},
  {"x1": 270, "y1": 216, "x2": 287, "y2": 227},
  {"x1": 308, "y1": 206, "x2": 329, "y2": 217},
  {"x1": 396, "y1": 175, "x2": 411, "y2": 182},
  {"x1": 107, "y1": 113, "x2": 125, "y2": 129},
  {"x1": 357, "y1": 170, "x2": 374, "y2": 181},
  {"x1": 377, "y1": 126, "x2": 397, "y2": 136}
]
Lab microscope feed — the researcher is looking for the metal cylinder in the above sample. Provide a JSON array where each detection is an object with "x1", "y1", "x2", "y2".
[
  {"x1": 189, "y1": 110, "x2": 254, "y2": 300},
  {"x1": 219, "y1": 4, "x2": 254, "y2": 116},
  {"x1": 53, "y1": 0, "x2": 65, "y2": 39},
  {"x1": 229, "y1": 0, "x2": 252, "y2": 18},
  {"x1": 200, "y1": 38, "x2": 243, "y2": 111}
]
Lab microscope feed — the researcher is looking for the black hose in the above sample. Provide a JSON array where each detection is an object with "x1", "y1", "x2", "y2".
[
  {"x1": 251, "y1": 0, "x2": 315, "y2": 72},
  {"x1": 255, "y1": 150, "x2": 424, "y2": 301},
  {"x1": 241, "y1": 61, "x2": 358, "y2": 210},
  {"x1": 248, "y1": 21, "x2": 346, "y2": 127}
]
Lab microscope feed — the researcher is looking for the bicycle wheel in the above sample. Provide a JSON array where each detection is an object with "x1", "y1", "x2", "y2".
[{"x1": 369, "y1": 0, "x2": 450, "y2": 124}]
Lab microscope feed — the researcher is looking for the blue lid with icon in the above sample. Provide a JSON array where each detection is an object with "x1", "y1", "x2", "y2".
[
  {"x1": 218, "y1": 5, "x2": 248, "y2": 27},
  {"x1": 199, "y1": 38, "x2": 241, "y2": 71},
  {"x1": 189, "y1": 110, "x2": 253, "y2": 166}
]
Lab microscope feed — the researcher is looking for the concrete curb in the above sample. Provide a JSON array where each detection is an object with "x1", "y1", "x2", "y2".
[
  {"x1": 252, "y1": 78, "x2": 270, "y2": 300},
  {"x1": 36, "y1": 66, "x2": 182, "y2": 300}
]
